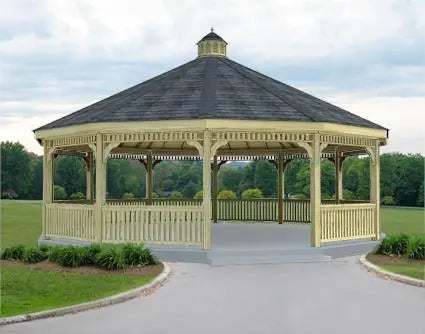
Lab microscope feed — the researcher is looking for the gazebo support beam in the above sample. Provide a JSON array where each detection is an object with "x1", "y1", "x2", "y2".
[
  {"x1": 213, "y1": 156, "x2": 218, "y2": 224},
  {"x1": 368, "y1": 142, "x2": 380, "y2": 240},
  {"x1": 95, "y1": 134, "x2": 106, "y2": 243},
  {"x1": 42, "y1": 144, "x2": 55, "y2": 239},
  {"x1": 202, "y1": 131, "x2": 212, "y2": 249},
  {"x1": 146, "y1": 152, "x2": 153, "y2": 205},
  {"x1": 85, "y1": 152, "x2": 94, "y2": 202},
  {"x1": 278, "y1": 154, "x2": 284, "y2": 224},
  {"x1": 310, "y1": 134, "x2": 322, "y2": 247}
]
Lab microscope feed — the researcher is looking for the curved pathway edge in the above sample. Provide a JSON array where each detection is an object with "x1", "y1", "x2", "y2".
[
  {"x1": 0, "y1": 262, "x2": 172, "y2": 326},
  {"x1": 359, "y1": 255, "x2": 424, "y2": 287}
]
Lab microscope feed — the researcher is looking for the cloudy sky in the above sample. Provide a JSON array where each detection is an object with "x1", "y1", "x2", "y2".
[{"x1": 1, "y1": 0, "x2": 424, "y2": 155}]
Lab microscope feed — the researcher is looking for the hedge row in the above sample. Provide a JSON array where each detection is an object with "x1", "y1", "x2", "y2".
[
  {"x1": 376, "y1": 234, "x2": 425, "y2": 260},
  {"x1": 1, "y1": 243, "x2": 157, "y2": 270}
]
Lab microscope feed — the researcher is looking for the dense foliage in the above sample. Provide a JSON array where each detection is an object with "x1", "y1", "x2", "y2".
[
  {"x1": 1, "y1": 141, "x2": 424, "y2": 207},
  {"x1": 376, "y1": 234, "x2": 425, "y2": 260},
  {"x1": 1, "y1": 243, "x2": 157, "y2": 270}
]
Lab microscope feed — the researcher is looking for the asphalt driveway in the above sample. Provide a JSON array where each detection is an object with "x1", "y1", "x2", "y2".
[{"x1": 3, "y1": 256, "x2": 424, "y2": 334}]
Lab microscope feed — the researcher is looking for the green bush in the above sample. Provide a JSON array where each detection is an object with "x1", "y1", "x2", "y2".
[
  {"x1": 23, "y1": 247, "x2": 48, "y2": 263},
  {"x1": 122, "y1": 192, "x2": 135, "y2": 199},
  {"x1": 241, "y1": 188, "x2": 263, "y2": 199},
  {"x1": 48, "y1": 246, "x2": 64, "y2": 262},
  {"x1": 122, "y1": 243, "x2": 156, "y2": 267},
  {"x1": 381, "y1": 195, "x2": 395, "y2": 206},
  {"x1": 70, "y1": 192, "x2": 85, "y2": 200},
  {"x1": 193, "y1": 190, "x2": 203, "y2": 199},
  {"x1": 96, "y1": 247, "x2": 126, "y2": 270},
  {"x1": 218, "y1": 190, "x2": 237, "y2": 200},
  {"x1": 406, "y1": 235, "x2": 425, "y2": 260},
  {"x1": 54, "y1": 247, "x2": 88, "y2": 267},
  {"x1": 83, "y1": 244, "x2": 102, "y2": 265},
  {"x1": 1, "y1": 245, "x2": 25, "y2": 260},
  {"x1": 376, "y1": 234, "x2": 409, "y2": 255},
  {"x1": 170, "y1": 191, "x2": 183, "y2": 199},
  {"x1": 54, "y1": 185, "x2": 67, "y2": 200}
]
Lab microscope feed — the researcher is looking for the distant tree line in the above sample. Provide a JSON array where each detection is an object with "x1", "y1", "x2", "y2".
[{"x1": 1, "y1": 141, "x2": 424, "y2": 207}]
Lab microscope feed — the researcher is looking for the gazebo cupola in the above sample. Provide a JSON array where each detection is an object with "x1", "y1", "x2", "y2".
[{"x1": 197, "y1": 28, "x2": 227, "y2": 57}]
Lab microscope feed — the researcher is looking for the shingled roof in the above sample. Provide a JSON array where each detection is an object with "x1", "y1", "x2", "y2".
[{"x1": 36, "y1": 55, "x2": 386, "y2": 131}]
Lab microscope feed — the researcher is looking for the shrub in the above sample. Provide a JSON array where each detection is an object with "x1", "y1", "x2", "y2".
[
  {"x1": 406, "y1": 235, "x2": 425, "y2": 260},
  {"x1": 241, "y1": 188, "x2": 263, "y2": 200},
  {"x1": 54, "y1": 246, "x2": 88, "y2": 267},
  {"x1": 23, "y1": 247, "x2": 48, "y2": 263},
  {"x1": 218, "y1": 190, "x2": 237, "y2": 200},
  {"x1": 54, "y1": 185, "x2": 67, "y2": 200},
  {"x1": 170, "y1": 191, "x2": 183, "y2": 199},
  {"x1": 381, "y1": 196, "x2": 395, "y2": 206},
  {"x1": 1, "y1": 245, "x2": 25, "y2": 260},
  {"x1": 122, "y1": 243, "x2": 156, "y2": 267},
  {"x1": 122, "y1": 192, "x2": 135, "y2": 199},
  {"x1": 193, "y1": 190, "x2": 203, "y2": 199},
  {"x1": 96, "y1": 247, "x2": 126, "y2": 270},
  {"x1": 152, "y1": 192, "x2": 159, "y2": 199},
  {"x1": 48, "y1": 246, "x2": 64, "y2": 262},
  {"x1": 376, "y1": 234, "x2": 409, "y2": 256},
  {"x1": 70, "y1": 192, "x2": 85, "y2": 200},
  {"x1": 83, "y1": 244, "x2": 102, "y2": 265}
]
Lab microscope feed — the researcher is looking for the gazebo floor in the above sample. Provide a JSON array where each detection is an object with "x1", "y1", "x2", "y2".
[{"x1": 39, "y1": 222, "x2": 380, "y2": 265}]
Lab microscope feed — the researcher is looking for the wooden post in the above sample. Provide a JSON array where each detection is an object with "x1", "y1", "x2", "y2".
[
  {"x1": 202, "y1": 131, "x2": 212, "y2": 249},
  {"x1": 310, "y1": 133, "x2": 321, "y2": 247},
  {"x1": 42, "y1": 144, "x2": 54, "y2": 239},
  {"x1": 370, "y1": 141, "x2": 380, "y2": 240},
  {"x1": 335, "y1": 149, "x2": 343, "y2": 204},
  {"x1": 213, "y1": 155, "x2": 218, "y2": 224},
  {"x1": 278, "y1": 154, "x2": 284, "y2": 224},
  {"x1": 95, "y1": 133, "x2": 105, "y2": 243},
  {"x1": 86, "y1": 152, "x2": 94, "y2": 202},
  {"x1": 146, "y1": 152, "x2": 153, "y2": 205}
]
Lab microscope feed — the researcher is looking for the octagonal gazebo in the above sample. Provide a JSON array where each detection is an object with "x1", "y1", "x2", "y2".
[{"x1": 35, "y1": 30, "x2": 388, "y2": 249}]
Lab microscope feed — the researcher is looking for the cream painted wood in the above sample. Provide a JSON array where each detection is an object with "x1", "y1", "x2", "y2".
[
  {"x1": 213, "y1": 156, "x2": 218, "y2": 224},
  {"x1": 42, "y1": 145, "x2": 54, "y2": 238},
  {"x1": 94, "y1": 133, "x2": 105, "y2": 243},
  {"x1": 85, "y1": 152, "x2": 94, "y2": 201},
  {"x1": 310, "y1": 133, "x2": 322, "y2": 247},
  {"x1": 369, "y1": 141, "x2": 381, "y2": 240},
  {"x1": 45, "y1": 203, "x2": 96, "y2": 241},
  {"x1": 102, "y1": 205, "x2": 203, "y2": 246},
  {"x1": 146, "y1": 152, "x2": 153, "y2": 205},
  {"x1": 320, "y1": 204, "x2": 376, "y2": 242},
  {"x1": 202, "y1": 131, "x2": 212, "y2": 249},
  {"x1": 278, "y1": 154, "x2": 284, "y2": 224},
  {"x1": 35, "y1": 120, "x2": 387, "y2": 144},
  {"x1": 335, "y1": 149, "x2": 343, "y2": 204}
]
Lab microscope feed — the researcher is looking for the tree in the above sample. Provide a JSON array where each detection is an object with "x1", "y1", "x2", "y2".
[
  {"x1": 70, "y1": 192, "x2": 85, "y2": 200},
  {"x1": 182, "y1": 181, "x2": 198, "y2": 198},
  {"x1": 218, "y1": 190, "x2": 237, "y2": 199},
  {"x1": 55, "y1": 156, "x2": 85, "y2": 196},
  {"x1": 1, "y1": 142, "x2": 32, "y2": 198},
  {"x1": 242, "y1": 188, "x2": 263, "y2": 199},
  {"x1": 170, "y1": 191, "x2": 183, "y2": 199},
  {"x1": 417, "y1": 181, "x2": 424, "y2": 207},
  {"x1": 122, "y1": 192, "x2": 135, "y2": 199},
  {"x1": 254, "y1": 161, "x2": 276, "y2": 197},
  {"x1": 381, "y1": 196, "x2": 394, "y2": 206},
  {"x1": 54, "y1": 185, "x2": 67, "y2": 200}
]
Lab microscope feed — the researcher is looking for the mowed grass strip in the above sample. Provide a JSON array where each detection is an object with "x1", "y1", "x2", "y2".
[
  {"x1": 379, "y1": 263, "x2": 425, "y2": 281},
  {"x1": 1, "y1": 265, "x2": 157, "y2": 317},
  {"x1": 380, "y1": 207, "x2": 425, "y2": 236}
]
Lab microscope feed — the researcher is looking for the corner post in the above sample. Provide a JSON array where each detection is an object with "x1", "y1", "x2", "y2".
[
  {"x1": 146, "y1": 152, "x2": 153, "y2": 205},
  {"x1": 370, "y1": 141, "x2": 380, "y2": 240},
  {"x1": 95, "y1": 133, "x2": 105, "y2": 243},
  {"x1": 278, "y1": 154, "x2": 284, "y2": 224},
  {"x1": 42, "y1": 143, "x2": 54, "y2": 239},
  {"x1": 311, "y1": 134, "x2": 321, "y2": 247},
  {"x1": 213, "y1": 155, "x2": 218, "y2": 224},
  {"x1": 202, "y1": 131, "x2": 212, "y2": 249}
]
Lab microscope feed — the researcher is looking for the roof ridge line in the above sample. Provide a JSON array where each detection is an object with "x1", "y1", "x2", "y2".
[{"x1": 217, "y1": 58, "x2": 316, "y2": 122}]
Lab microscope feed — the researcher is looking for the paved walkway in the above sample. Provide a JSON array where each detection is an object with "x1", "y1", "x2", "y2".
[{"x1": 3, "y1": 257, "x2": 424, "y2": 334}]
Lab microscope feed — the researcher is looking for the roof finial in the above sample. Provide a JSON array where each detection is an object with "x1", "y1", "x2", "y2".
[{"x1": 211, "y1": 26, "x2": 214, "y2": 33}]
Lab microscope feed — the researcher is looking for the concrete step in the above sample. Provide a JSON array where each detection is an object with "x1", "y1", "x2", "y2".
[{"x1": 207, "y1": 250, "x2": 331, "y2": 266}]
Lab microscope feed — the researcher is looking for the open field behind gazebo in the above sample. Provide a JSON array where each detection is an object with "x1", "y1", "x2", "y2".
[{"x1": 1, "y1": 200, "x2": 424, "y2": 250}]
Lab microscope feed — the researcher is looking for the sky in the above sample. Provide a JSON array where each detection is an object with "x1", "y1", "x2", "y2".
[{"x1": 1, "y1": 0, "x2": 424, "y2": 155}]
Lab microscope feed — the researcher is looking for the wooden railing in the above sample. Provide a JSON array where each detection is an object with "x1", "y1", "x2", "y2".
[
  {"x1": 102, "y1": 205, "x2": 203, "y2": 246},
  {"x1": 284, "y1": 199, "x2": 310, "y2": 222},
  {"x1": 217, "y1": 199, "x2": 277, "y2": 221},
  {"x1": 320, "y1": 203, "x2": 376, "y2": 242},
  {"x1": 45, "y1": 203, "x2": 96, "y2": 241}
]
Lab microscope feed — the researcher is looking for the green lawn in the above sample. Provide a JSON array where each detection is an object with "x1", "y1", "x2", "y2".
[
  {"x1": 379, "y1": 263, "x2": 425, "y2": 281},
  {"x1": 380, "y1": 207, "x2": 424, "y2": 236},
  {"x1": 1, "y1": 265, "x2": 156, "y2": 317}
]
